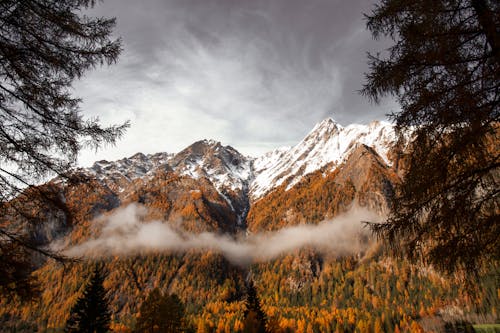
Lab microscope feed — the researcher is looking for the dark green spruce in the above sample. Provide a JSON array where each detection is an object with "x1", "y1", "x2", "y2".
[
  {"x1": 65, "y1": 265, "x2": 111, "y2": 333},
  {"x1": 243, "y1": 279, "x2": 268, "y2": 333}
]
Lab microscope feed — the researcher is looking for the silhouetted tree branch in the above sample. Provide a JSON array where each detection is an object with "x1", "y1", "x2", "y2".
[
  {"x1": 363, "y1": 0, "x2": 499, "y2": 276},
  {"x1": 0, "y1": 0, "x2": 128, "y2": 298}
]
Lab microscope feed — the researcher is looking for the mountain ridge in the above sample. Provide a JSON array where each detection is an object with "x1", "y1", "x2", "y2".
[{"x1": 82, "y1": 118, "x2": 398, "y2": 204}]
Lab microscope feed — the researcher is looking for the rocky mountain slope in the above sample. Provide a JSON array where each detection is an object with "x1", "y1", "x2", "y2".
[{"x1": 81, "y1": 118, "x2": 399, "y2": 221}]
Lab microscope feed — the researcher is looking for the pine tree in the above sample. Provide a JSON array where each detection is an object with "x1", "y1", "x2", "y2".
[
  {"x1": 135, "y1": 288, "x2": 162, "y2": 333},
  {"x1": 0, "y1": 0, "x2": 127, "y2": 297},
  {"x1": 65, "y1": 265, "x2": 111, "y2": 333},
  {"x1": 243, "y1": 279, "x2": 268, "y2": 333},
  {"x1": 362, "y1": 0, "x2": 499, "y2": 275},
  {"x1": 161, "y1": 293, "x2": 185, "y2": 332},
  {"x1": 134, "y1": 288, "x2": 185, "y2": 333}
]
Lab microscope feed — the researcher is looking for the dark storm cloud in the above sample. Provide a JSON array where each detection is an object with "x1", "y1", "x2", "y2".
[{"x1": 75, "y1": 0, "x2": 397, "y2": 165}]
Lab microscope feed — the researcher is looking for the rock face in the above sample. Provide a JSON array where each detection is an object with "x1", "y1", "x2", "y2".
[
  {"x1": 82, "y1": 139, "x2": 253, "y2": 229},
  {"x1": 332, "y1": 143, "x2": 399, "y2": 216}
]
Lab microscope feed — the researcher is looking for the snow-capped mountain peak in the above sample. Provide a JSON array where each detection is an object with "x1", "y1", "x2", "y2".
[
  {"x1": 87, "y1": 139, "x2": 252, "y2": 196},
  {"x1": 249, "y1": 118, "x2": 396, "y2": 199},
  {"x1": 89, "y1": 152, "x2": 173, "y2": 185},
  {"x1": 307, "y1": 117, "x2": 340, "y2": 136},
  {"x1": 170, "y1": 139, "x2": 252, "y2": 192}
]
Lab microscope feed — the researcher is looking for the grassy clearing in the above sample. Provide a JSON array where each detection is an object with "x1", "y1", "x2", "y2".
[{"x1": 473, "y1": 324, "x2": 500, "y2": 333}]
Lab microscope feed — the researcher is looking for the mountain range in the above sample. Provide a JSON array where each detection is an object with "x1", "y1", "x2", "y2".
[{"x1": 76, "y1": 118, "x2": 402, "y2": 233}]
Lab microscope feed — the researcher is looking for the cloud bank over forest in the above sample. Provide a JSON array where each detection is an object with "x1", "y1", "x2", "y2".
[{"x1": 61, "y1": 204, "x2": 380, "y2": 266}]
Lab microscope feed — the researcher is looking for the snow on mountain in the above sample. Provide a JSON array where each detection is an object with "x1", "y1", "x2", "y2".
[
  {"x1": 87, "y1": 140, "x2": 252, "y2": 195},
  {"x1": 249, "y1": 118, "x2": 396, "y2": 199},
  {"x1": 85, "y1": 118, "x2": 397, "y2": 201},
  {"x1": 89, "y1": 152, "x2": 173, "y2": 184},
  {"x1": 169, "y1": 139, "x2": 253, "y2": 192}
]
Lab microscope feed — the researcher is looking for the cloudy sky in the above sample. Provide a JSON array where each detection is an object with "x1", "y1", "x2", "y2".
[{"x1": 76, "y1": 0, "x2": 398, "y2": 166}]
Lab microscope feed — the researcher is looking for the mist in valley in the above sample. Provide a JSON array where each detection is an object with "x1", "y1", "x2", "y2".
[{"x1": 61, "y1": 203, "x2": 381, "y2": 266}]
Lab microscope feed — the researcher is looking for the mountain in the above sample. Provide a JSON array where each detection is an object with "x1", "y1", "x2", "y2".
[
  {"x1": 72, "y1": 117, "x2": 399, "y2": 233},
  {"x1": 5, "y1": 118, "x2": 494, "y2": 332},
  {"x1": 87, "y1": 139, "x2": 253, "y2": 197},
  {"x1": 84, "y1": 118, "x2": 398, "y2": 206},
  {"x1": 247, "y1": 142, "x2": 400, "y2": 232},
  {"x1": 250, "y1": 118, "x2": 397, "y2": 199},
  {"x1": 84, "y1": 139, "x2": 253, "y2": 228}
]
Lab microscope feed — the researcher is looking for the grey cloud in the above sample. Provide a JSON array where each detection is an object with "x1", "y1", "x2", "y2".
[{"x1": 75, "y1": 0, "x2": 397, "y2": 166}]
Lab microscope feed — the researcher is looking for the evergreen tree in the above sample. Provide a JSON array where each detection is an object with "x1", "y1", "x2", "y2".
[
  {"x1": 135, "y1": 288, "x2": 162, "y2": 333},
  {"x1": 134, "y1": 288, "x2": 185, "y2": 333},
  {"x1": 0, "y1": 0, "x2": 127, "y2": 297},
  {"x1": 65, "y1": 265, "x2": 111, "y2": 333},
  {"x1": 243, "y1": 279, "x2": 268, "y2": 333},
  {"x1": 162, "y1": 293, "x2": 185, "y2": 332},
  {"x1": 362, "y1": 0, "x2": 499, "y2": 275}
]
